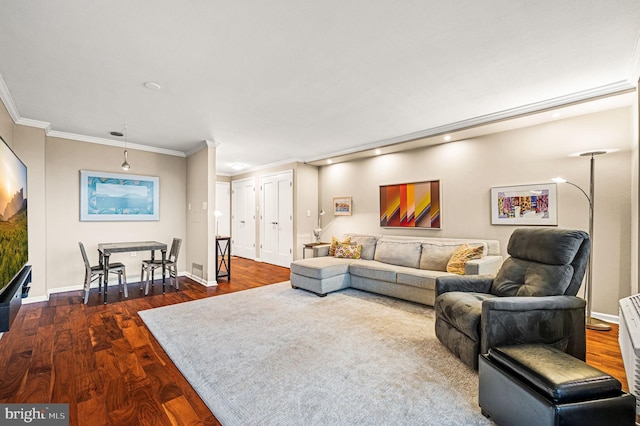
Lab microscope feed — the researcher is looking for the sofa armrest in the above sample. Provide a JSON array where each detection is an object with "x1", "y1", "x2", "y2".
[
  {"x1": 436, "y1": 275, "x2": 494, "y2": 296},
  {"x1": 465, "y1": 255, "x2": 503, "y2": 275},
  {"x1": 480, "y1": 295, "x2": 586, "y2": 360}
]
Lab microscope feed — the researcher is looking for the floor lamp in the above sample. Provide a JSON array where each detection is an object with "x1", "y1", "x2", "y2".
[{"x1": 552, "y1": 150, "x2": 611, "y2": 331}]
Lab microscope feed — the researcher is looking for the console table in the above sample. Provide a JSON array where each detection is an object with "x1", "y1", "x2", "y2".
[
  {"x1": 98, "y1": 241, "x2": 167, "y2": 304},
  {"x1": 303, "y1": 242, "x2": 330, "y2": 259},
  {"x1": 216, "y1": 236, "x2": 231, "y2": 281}
]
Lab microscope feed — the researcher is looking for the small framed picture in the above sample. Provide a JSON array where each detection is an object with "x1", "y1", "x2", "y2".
[{"x1": 333, "y1": 197, "x2": 352, "y2": 216}]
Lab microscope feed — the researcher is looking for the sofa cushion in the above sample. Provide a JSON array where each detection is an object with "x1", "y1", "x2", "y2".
[
  {"x1": 420, "y1": 241, "x2": 487, "y2": 272},
  {"x1": 344, "y1": 234, "x2": 379, "y2": 260},
  {"x1": 335, "y1": 244, "x2": 362, "y2": 259},
  {"x1": 446, "y1": 244, "x2": 484, "y2": 275},
  {"x1": 435, "y1": 291, "x2": 498, "y2": 341},
  {"x1": 374, "y1": 239, "x2": 422, "y2": 268},
  {"x1": 396, "y1": 267, "x2": 452, "y2": 290},
  {"x1": 348, "y1": 260, "x2": 397, "y2": 282},
  {"x1": 491, "y1": 257, "x2": 573, "y2": 297},
  {"x1": 420, "y1": 242, "x2": 462, "y2": 271},
  {"x1": 290, "y1": 257, "x2": 352, "y2": 280}
]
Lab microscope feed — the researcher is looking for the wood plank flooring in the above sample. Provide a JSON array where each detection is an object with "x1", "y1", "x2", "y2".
[{"x1": 0, "y1": 257, "x2": 629, "y2": 425}]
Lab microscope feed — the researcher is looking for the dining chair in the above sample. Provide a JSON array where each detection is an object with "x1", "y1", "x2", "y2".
[
  {"x1": 79, "y1": 242, "x2": 127, "y2": 304},
  {"x1": 141, "y1": 237, "x2": 182, "y2": 295}
]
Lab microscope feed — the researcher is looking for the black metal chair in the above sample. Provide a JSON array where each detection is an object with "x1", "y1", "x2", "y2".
[
  {"x1": 79, "y1": 242, "x2": 127, "y2": 304},
  {"x1": 141, "y1": 237, "x2": 181, "y2": 295},
  {"x1": 434, "y1": 228, "x2": 590, "y2": 370}
]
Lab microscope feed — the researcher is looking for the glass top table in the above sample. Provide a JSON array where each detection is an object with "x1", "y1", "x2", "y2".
[{"x1": 98, "y1": 241, "x2": 168, "y2": 304}]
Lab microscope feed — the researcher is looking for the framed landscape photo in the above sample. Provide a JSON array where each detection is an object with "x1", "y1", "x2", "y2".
[
  {"x1": 333, "y1": 197, "x2": 352, "y2": 216},
  {"x1": 80, "y1": 170, "x2": 159, "y2": 221},
  {"x1": 490, "y1": 183, "x2": 557, "y2": 226},
  {"x1": 379, "y1": 180, "x2": 441, "y2": 229}
]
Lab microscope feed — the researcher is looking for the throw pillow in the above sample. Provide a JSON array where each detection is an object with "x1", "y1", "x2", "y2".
[
  {"x1": 334, "y1": 244, "x2": 362, "y2": 259},
  {"x1": 329, "y1": 236, "x2": 351, "y2": 256},
  {"x1": 446, "y1": 243, "x2": 484, "y2": 275}
]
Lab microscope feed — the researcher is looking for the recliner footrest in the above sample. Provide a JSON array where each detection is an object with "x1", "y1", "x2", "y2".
[
  {"x1": 479, "y1": 344, "x2": 636, "y2": 426},
  {"x1": 487, "y1": 344, "x2": 621, "y2": 403}
]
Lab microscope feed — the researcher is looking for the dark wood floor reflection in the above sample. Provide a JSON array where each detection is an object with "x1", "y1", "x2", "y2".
[{"x1": 0, "y1": 257, "x2": 628, "y2": 425}]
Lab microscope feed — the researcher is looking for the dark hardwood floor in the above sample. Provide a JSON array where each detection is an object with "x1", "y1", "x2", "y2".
[{"x1": 0, "y1": 257, "x2": 629, "y2": 425}]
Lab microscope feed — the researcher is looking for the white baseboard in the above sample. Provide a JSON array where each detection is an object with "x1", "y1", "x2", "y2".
[
  {"x1": 592, "y1": 311, "x2": 619, "y2": 325},
  {"x1": 184, "y1": 272, "x2": 217, "y2": 287}
]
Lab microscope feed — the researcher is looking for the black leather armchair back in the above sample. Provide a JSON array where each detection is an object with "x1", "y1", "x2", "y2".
[{"x1": 491, "y1": 228, "x2": 591, "y2": 297}]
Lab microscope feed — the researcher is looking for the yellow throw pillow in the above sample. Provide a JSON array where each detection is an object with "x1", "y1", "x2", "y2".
[
  {"x1": 329, "y1": 236, "x2": 351, "y2": 256},
  {"x1": 446, "y1": 244, "x2": 484, "y2": 275}
]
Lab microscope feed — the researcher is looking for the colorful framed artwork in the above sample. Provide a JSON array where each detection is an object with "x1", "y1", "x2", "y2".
[
  {"x1": 333, "y1": 196, "x2": 352, "y2": 216},
  {"x1": 379, "y1": 180, "x2": 441, "y2": 229},
  {"x1": 80, "y1": 170, "x2": 159, "y2": 221},
  {"x1": 490, "y1": 183, "x2": 557, "y2": 226}
]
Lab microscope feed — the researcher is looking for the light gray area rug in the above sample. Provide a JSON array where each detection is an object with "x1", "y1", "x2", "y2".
[{"x1": 139, "y1": 282, "x2": 492, "y2": 425}]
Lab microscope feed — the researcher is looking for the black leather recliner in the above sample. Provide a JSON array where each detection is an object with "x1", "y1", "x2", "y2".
[{"x1": 434, "y1": 228, "x2": 590, "y2": 370}]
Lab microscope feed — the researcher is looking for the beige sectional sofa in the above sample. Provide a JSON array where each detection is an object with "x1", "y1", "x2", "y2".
[{"x1": 290, "y1": 234, "x2": 502, "y2": 306}]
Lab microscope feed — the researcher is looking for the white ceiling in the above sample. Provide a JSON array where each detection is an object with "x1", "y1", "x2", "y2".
[{"x1": 1, "y1": 1, "x2": 639, "y2": 174}]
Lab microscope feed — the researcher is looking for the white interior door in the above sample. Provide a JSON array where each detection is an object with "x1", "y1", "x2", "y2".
[
  {"x1": 260, "y1": 170, "x2": 293, "y2": 267},
  {"x1": 231, "y1": 179, "x2": 256, "y2": 259}
]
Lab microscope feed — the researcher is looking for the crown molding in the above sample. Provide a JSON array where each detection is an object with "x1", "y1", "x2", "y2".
[
  {"x1": 229, "y1": 157, "x2": 306, "y2": 176},
  {"x1": 16, "y1": 117, "x2": 50, "y2": 131},
  {"x1": 185, "y1": 141, "x2": 207, "y2": 157},
  {"x1": 47, "y1": 130, "x2": 186, "y2": 157},
  {"x1": 0, "y1": 73, "x2": 21, "y2": 123},
  {"x1": 628, "y1": 28, "x2": 640, "y2": 85},
  {"x1": 303, "y1": 81, "x2": 637, "y2": 164}
]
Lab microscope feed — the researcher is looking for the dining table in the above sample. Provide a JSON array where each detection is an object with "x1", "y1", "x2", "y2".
[{"x1": 98, "y1": 241, "x2": 168, "y2": 304}]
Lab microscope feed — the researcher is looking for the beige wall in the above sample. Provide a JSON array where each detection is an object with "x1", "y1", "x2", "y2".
[
  {"x1": 45, "y1": 136, "x2": 187, "y2": 293},
  {"x1": 319, "y1": 107, "x2": 633, "y2": 316},
  {"x1": 186, "y1": 145, "x2": 217, "y2": 284},
  {"x1": 13, "y1": 125, "x2": 47, "y2": 298}
]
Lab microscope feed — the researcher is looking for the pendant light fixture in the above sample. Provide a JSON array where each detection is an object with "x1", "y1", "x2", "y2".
[
  {"x1": 110, "y1": 124, "x2": 131, "y2": 170},
  {"x1": 121, "y1": 124, "x2": 130, "y2": 170}
]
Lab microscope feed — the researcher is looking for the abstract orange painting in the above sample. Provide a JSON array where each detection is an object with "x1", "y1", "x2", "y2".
[{"x1": 379, "y1": 180, "x2": 440, "y2": 228}]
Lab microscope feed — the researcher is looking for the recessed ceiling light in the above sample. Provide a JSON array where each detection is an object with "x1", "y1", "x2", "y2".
[
  {"x1": 144, "y1": 81, "x2": 162, "y2": 90},
  {"x1": 327, "y1": 159, "x2": 333, "y2": 164},
  {"x1": 374, "y1": 149, "x2": 382, "y2": 155},
  {"x1": 551, "y1": 112, "x2": 562, "y2": 119},
  {"x1": 443, "y1": 135, "x2": 452, "y2": 142}
]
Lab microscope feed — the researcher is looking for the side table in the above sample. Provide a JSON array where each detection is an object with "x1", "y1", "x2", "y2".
[
  {"x1": 216, "y1": 236, "x2": 231, "y2": 281},
  {"x1": 303, "y1": 242, "x2": 330, "y2": 259}
]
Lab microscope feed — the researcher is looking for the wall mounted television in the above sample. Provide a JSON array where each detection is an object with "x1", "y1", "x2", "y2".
[{"x1": 0, "y1": 135, "x2": 28, "y2": 299}]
